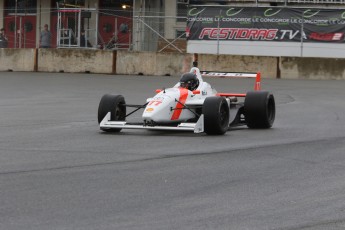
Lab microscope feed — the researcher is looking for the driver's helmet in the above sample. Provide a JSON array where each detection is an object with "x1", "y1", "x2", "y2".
[{"x1": 180, "y1": 72, "x2": 199, "y2": 91}]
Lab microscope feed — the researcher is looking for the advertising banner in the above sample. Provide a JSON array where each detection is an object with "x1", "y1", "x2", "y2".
[{"x1": 187, "y1": 6, "x2": 345, "y2": 43}]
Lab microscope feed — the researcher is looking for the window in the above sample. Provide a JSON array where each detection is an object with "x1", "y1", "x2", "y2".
[
  {"x1": 100, "y1": 0, "x2": 132, "y2": 8},
  {"x1": 99, "y1": 0, "x2": 133, "y2": 16},
  {"x1": 176, "y1": 30, "x2": 186, "y2": 39},
  {"x1": 53, "y1": 0, "x2": 86, "y2": 8},
  {"x1": 5, "y1": 0, "x2": 37, "y2": 14},
  {"x1": 177, "y1": 2, "x2": 188, "y2": 22}
]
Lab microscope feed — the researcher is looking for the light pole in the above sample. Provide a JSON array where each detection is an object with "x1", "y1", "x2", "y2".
[
  {"x1": 216, "y1": 9, "x2": 222, "y2": 55},
  {"x1": 15, "y1": 0, "x2": 17, "y2": 48},
  {"x1": 300, "y1": 10, "x2": 304, "y2": 57}
]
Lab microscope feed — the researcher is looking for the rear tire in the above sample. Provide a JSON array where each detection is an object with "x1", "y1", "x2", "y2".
[
  {"x1": 98, "y1": 94, "x2": 126, "y2": 132},
  {"x1": 244, "y1": 91, "x2": 275, "y2": 129},
  {"x1": 203, "y1": 97, "x2": 230, "y2": 135}
]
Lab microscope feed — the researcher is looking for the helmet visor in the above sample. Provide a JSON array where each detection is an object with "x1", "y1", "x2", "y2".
[{"x1": 180, "y1": 82, "x2": 189, "y2": 88}]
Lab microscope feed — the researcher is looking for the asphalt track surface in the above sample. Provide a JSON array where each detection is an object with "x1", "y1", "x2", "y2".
[{"x1": 1, "y1": 71, "x2": 345, "y2": 230}]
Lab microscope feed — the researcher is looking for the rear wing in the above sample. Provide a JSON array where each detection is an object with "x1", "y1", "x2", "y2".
[{"x1": 200, "y1": 71, "x2": 261, "y2": 98}]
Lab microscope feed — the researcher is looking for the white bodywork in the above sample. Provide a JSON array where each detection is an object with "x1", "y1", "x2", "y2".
[
  {"x1": 99, "y1": 67, "x2": 257, "y2": 133},
  {"x1": 142, "y1": 67, "x2": 217, "y2": 123},
  {"x1": 100, "y1": 67, "x2": 218, "y2": 133}
]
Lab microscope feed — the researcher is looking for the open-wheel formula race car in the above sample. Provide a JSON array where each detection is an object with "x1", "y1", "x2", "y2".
[{"x1": 98, "y1": 66, "x2": 275, "y2": 135}]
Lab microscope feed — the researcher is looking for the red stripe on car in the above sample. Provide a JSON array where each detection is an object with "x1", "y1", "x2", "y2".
[{"x1": 171, "y1": 88, "x2": 188, "y2": 120}]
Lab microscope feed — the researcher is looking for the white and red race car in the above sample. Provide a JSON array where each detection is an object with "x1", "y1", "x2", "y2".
[{"x1": 98, "y1": 66, "x2": 275, "y2": 135}]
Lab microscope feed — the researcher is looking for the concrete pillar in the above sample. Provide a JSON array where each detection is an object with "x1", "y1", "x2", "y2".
[
  {"x1": 36, "y1": 0, "x2": 52, "y2": 48},
  {"x1": 132, "y1": 0, "x2": 145, "y2": 51},
  {"x1": 165, "y1": 1, "x2": 187, "y2": 40},
  {"x1": 86, "y1": 0, "x2": 98, "y2": 47},
  {"x1": 0, "y1": 0, "x2": 4, "y2": 28},
  {"x1": 164, "y1": 1, "x2": 176, "y2": 39}
]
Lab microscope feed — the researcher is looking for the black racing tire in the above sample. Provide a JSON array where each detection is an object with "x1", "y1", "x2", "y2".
[
  {"x1": 98, "y1": 94, "x2": 126, "y2": 132},
  {"x1": 244, "y1": 91, "x2": 275, "y2": 129},
  {"x1": 202, "y1": 96, "x2": 230, "y2": 135}
]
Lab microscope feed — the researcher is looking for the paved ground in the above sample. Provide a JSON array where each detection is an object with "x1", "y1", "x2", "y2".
[{"x1": 1, "y1": 71, "x2": 345, "y2": 230}]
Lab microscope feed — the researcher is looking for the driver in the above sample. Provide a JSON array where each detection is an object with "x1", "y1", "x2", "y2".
[{"x1": 179, "y1": 72, "x2": 199, "y2": 91}]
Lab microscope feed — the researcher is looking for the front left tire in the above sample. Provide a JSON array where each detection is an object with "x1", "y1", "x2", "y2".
[
  {"x1": 244, "y1": 91, "x2": 275, "y2": 129},
  {"x1": 98, "y1": 94, "x2": 126, "y2": 132}
]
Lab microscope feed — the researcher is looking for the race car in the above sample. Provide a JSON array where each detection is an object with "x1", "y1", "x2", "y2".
[{"x1": 98, "y1": 66, "x2": 275, "y2": 135}]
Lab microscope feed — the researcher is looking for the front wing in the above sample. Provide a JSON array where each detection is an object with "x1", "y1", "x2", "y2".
[{"x1": 100, "y1": 112, "x2": 205, "y2": 133}]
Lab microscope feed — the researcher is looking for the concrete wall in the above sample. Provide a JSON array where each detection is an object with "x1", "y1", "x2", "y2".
[
  {"x1": 38, "y1": 49, "x2": 114, "y2": 73},
  {"x1": 197, "y1": 55, "x2": 278, "y2": 79},
  {"x1": 0, "y1": 48, "x2": 115, "y2": 73},
  {"x1": 115, "y1": 51, "x2": 278, "y2": 78},
  {"x1": 2, "y1": 48, "x2": 345, "y2": 80},
  {"x1": 280, "y1": 57, "x2": 345, "y2": 80},
  {"x1": 0, "y1": 49, "x2": 36, "y2": 72},
  {"x1": 116, "y1": 50, "x2": 193, "y2": 76}
]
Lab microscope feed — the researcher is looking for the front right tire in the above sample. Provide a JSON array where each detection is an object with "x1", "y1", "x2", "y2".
[{"x1": 203, "y1": 97, "x2": 230, "y2": 135}]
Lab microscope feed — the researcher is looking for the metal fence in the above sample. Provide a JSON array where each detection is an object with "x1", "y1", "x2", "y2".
[{"x1": 132, "y1": 14, "x2": 187, "y2": 53}]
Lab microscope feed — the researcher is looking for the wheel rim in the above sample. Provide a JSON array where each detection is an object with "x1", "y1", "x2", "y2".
[{"x1": 115, "y1": 104, "x2": 125, "y2": 120}]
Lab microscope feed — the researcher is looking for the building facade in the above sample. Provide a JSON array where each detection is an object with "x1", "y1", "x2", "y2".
[
  {"x1": 1, "y1": 0, "x2": 344, "y2": 51},
  {"x1": 0, "y1": 0, "x2": 189, "y2": 51}
]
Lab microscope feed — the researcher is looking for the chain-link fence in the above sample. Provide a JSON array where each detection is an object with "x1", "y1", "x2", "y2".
[{"x1": 132, "y1": 14, "x2": 187, "y2": 53}]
